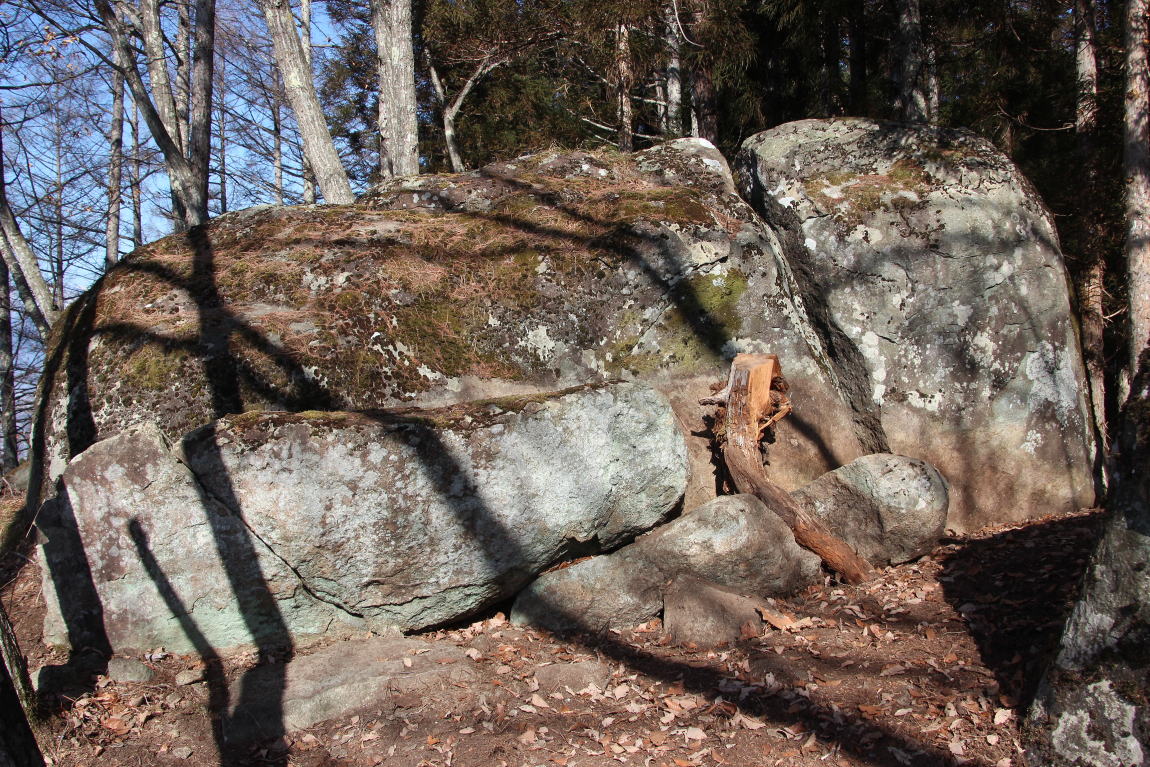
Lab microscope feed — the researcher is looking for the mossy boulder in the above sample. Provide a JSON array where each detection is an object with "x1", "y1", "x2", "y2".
[
  {"x1": 36, "y1": 138, "x2": 860, "y2": 514},
  {"x1": 736, "y1": 118, "x2": 1096, "y2": 529}
]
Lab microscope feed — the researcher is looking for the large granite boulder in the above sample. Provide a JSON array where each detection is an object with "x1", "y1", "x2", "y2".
[
  {"x1": 510, "y1": 494, "x2": 821, "y2": 632},
  {"x1": 38, "y1": 383, "x2": 687, "y2": 653},
  {"x1": 34, "y1": 130, "x2": 1092, "y2": 537},
  {"x1": 792, "y1": 453, "x2": 949, "y2": 565},
  {"x1": 735, "y1": 118, "x2": 1096, "y2": 529}
]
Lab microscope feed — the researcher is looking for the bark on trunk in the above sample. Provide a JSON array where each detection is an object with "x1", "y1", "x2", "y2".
[
  {"x1": 299, "y1": 0, "x2": 317, "y2": 205},
  {"x1": 707, "y1": 354, "x2": 875, "y2": 585},
  {"x1": 187, "y1": 0, "x2": 215, "y2": 224},
  {"x1": 106, "y1": 45, "x2": 125, "y2": 270},
  {"x1": 0, "y1": 111, "x2": 57, "y2": 336},
  {"x1": 894, "y1": 0, "x2": 929, "y2": 123},
  {"x1": 664, "y1": 3, "x2": 682, "y2": 137},
  {"x1": 821, "y1": 12, "x2": 841, "y2": 116},
  {"x1": 689, "y1": 6, "x2": 718, "y2": 143},
  {"x1": 370, "y1": 0, "x2": 420, "y2": 178},
  {"x1": 1074, "y1": 0, "x2": 1109, "y2": 458},
  {"x1": 424, "y1": 50, "x2": 500, "y2": 173},
  {"x1": 616, "y1": 22, "x2": 634, "y2": 153},
  {"x1": 1125, "y1": 0, "x2": 1150, "y2": 369},
  {"x1": 0, "y1": 599, "x2": 43, "y2": 766},
  {"x1": 257, "y1": 0, "x2": 354, "y2": 203},
  {"x1": 0, "y1": 259, "x2": 17, "y2": 471},
  {"x1": 129, "y1": 100, "x2": 143, "y2": 249}
]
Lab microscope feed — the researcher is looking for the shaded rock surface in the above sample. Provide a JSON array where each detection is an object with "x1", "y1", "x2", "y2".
[
  {"x1": 663, "y1": 575, "x2": 766, "y2": 648},
  {"x1": 735, "y1": 118, "x2": 1095, "y2": 529},
  {"x1": 39, "y1": 383, "x2": 687, "y2": 652},
  {"x1": 224, "y1": 637, "x2": 478, "y2": 744},
  {"x1": 510, "y1": 494, "x2": 820, "y2": 632},
  {"x1": 792, "y1": 453, "x2": 949, "y2": 565}
]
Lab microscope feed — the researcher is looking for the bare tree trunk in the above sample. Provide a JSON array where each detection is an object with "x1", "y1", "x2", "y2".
[
  {"x1": 821, "y1": 12, "x2": 841, "y2": 116},
  {"x1": 271, "y1": 100, "x2": 284, "y2": 205},
  {"x1": 1074, "y1": 0, "x2": 1108, "y2": 457},
  {"x1": 106, "y1": 46, "x2": 125, "y2": 270},
  {"x1": 187, "y1": 0, "x2": 215, "y2": 223},
  {"x1": 52, "y1": 134, "x2": 64, "y2": 308},
  {"x1": 175, "y1": 0, "x2": 191, "y2": 143},
  {"x1": 0, "y1": 260, "x2": 18, "y2": 471},
  {"x1": 616, "y1": 22, "x2": 634, "y2": 152},
  {"x1": 216, "y1": 57, "x2": 227, "y2": 215},
  {"x1": 0, "y1": 110, "x2": 57, "y2": 337},
  {"x1": 425, "y1": 51, "x2": 497, "y2": 173},
  {"x1": 926, "y1": 42, "x2": 939, "y2": 124},
  {"x1": 257, "y1": 0, "x2": 354, "y2": 203},
  {"x1": 0, "y1": 602, "x2": 43, "y2": 767},
  {"x1": 1125, "y1": 0, "x2": 1150, "y2": 370},
  {"x1": 664, "y1": 3, "x2": 682, "y2": 138},
  {"x1": 370, "y1": 0, "x2": 420, "y2": 178},
  {"x1": 130, "y1": 100, "x2": 143, "y2": 249},
  {"x1": 299, "y1": 0, "x2": 317, "y2": 204},
  {"x1": 95, "y1": 0, "x2": 209, "y2": 228},
  {"x1": 894, "y1": 0, "x2": 929, "y2": 122},
  {"x1": 848, "y1": 0, "x2": 867, "y2": 115}
]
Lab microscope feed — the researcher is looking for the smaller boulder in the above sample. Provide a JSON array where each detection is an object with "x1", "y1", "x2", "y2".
[
  {"x1": 663, "y1": 575, "x2": 766, "y2": 648},
  {"x1": 511, "y1": 494, "x2": 821, "y2": 632},
  {"x1": 792, "y1": 453, "x2": 948, "y2": 565}
]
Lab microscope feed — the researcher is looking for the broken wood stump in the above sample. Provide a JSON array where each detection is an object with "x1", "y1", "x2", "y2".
[{"x1": 703, "y1": 353, "x2": 875, "y2": 585}]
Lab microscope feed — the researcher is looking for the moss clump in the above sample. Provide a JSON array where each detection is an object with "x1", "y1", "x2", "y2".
[
  {"x1": 805, "y1": 157, "x2": 931, "y2": 233},
  {"x1": 120, "y1": 345, "x2": 189, "y2": 391}
]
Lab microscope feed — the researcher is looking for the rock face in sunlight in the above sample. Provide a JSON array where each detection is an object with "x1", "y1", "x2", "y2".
[
  {"x1": 38, "y1": 382, "x2": 687, "y2": 652},
  {"x1": 736, "y1": 118, "x2": 1096, "y2": 529}
]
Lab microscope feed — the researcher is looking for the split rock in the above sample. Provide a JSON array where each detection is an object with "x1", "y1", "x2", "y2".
[
  {"x1": 791, "y1": 453, "x2": 949, "y2": 565},
  {"x1": 511, "y1": 494, "x2": 820, "y2": 632}
]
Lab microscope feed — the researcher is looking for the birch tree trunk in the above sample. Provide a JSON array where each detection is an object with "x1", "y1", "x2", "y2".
[
  {"x1": 0, "y1": 110, "x2": 57, "y2": 337},
  {"x1": 425, "y1": 52, "x2": 497, "y2": 173},
  {"x1": 616, "y1": 22, "x2": 634, "y2": 152},
  {"x1": 370, "y1": 0, "x2": 420, "y2": 179},
  {"x1": 257, "y1": 0, "x2": 354, "y2": 203},
  {"x1": 1125, "y1": 0, "x2": 1150, "y2": 371},
  {"x1": 894, "y1": 0, "x2": 929, "y2": 123},
  {"x1": 0, "y1": 600, "x2": 43, "y2": 767},
  {"x1": 106, "y1": 47, "x2": 125, "y2": 270},
  {"x1": 663, "y1": 4, "x2": 682, "y2": 138}
]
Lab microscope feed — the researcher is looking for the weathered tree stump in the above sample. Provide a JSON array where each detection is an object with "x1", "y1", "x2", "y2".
[{"x1": 703, "y1": 353, "x2": 875, "y2": 585}]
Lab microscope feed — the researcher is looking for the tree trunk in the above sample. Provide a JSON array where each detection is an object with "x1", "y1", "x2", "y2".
[
  {"x1": 272, "y1": 101, "x2": 284, "y2": 205},
  {"x1": 299, "y1": 0, "x2": 317, "y2": 204},
  {"x1": 0, "y1": 601, "x2": 43, "y2": 767},
  {"x1": 130, "y1": 100, "x2": 144, "y2": 249},
  {"x1": 0, "y1": 110, "x2": 57, "y2": 337},
  {"x1": 689, "y1": 8, "x2": 718, "y2": 143},
  {"x1": 1125, "y1": 0, "x2": 1150, "y2": 370},
  {"x1": 424, "y1": 51, "x2": 495, "y2": 174},
  {"x1": 106, "y1": 44, "x2": 125, "y2": 270},
  {"x1": 821, "y1": 11, "x2": 841, "y2": 116},
  {"x1": 894, "y1": 0, "x2": 929, "y2": 122},
  {"x1": 0, "y1": 260, "x2": 17, "y2": 471},
  {"x1": 175, "y1": 0, "x2": 191, "y2": 144},
  {"x1": 848, "y1": 0, "x2": 867, "y2": 115},
  {"x1": 707, "y1": 354, "x2": 875, "y2": 585},
  {"x1": 616, "y1": 22, "x2": 634, "y2": 152},
  {"x1": 1075, "y1": 0, "x2": 1109, "y2": 458},
  {"x1": 216, "y1": 57, "x2": 227, "y2": 215},
  {"x1": 370, "y1": 0, "x2": 420, "y2": 178},
  {"x1": 664, "y1": 3, "x2": 682, "y2": 138},
  {"x1": 257, "y1": 0, "x2": 354, "y2": 203},
  {"x1": 187, "y1": 0, "x2": 215, "y2": 224}
]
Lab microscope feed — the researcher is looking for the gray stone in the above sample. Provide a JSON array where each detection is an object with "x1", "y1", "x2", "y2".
[
  {"x1": 174, "y1": 668, "x2": 206, "y2": 686},
  {"x1": 792, "y1": 453, "x2": 949, "y2": 565},
  {"x1": 223, "y1": 637, "x2": 479, "y2": 744},
  {"x1": 511, "y1": 494, "x2": 820, "y2": 632},
  {"x1": 534, "y1": 660, "x2": 613, "y2": 694},
  {"x1": 40, "y1": 382, "x2": 687, "y2": 652},
  {"x1": 735, "y1": 118, "x2": 1096, "y2": 530},
  {"x1": 663, "y1": 575, "x2": 765, "y2": 648},
  {"x1": 105, "y1": 657, "x2": 154, "y2": 684}
]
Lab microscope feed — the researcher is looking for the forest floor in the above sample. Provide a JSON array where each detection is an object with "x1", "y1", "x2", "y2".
[{"x1": 1, "y1": 506, "x2": 1104, "y2": 767}]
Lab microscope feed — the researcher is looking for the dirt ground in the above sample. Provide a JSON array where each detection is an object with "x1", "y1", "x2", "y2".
[{"x1": 1, "y1": 507, "x2": 1103, "y2": 767}]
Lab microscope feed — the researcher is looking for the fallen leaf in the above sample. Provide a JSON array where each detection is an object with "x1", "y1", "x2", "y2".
[
  {"x1": 612, "y1": 683, "x2": 630, "y2": 699},
  {"x1": 402, "y1": 657, "x2": 413, "y2": 668},
  {"x1": 648, "y1": 731, "x2": 668, "y2": 745},
  {"x1": 684, "y1": 727, "x2": 706, "y2": 741},
  {"x1": 518, "y1": 728, "x2": 536, "y2": 745},
  {"x1": 756, "y1": 606, "x2": 795, "y2": 630},
  {"x1": 994, "y1": 708, "x2": 1013, "y2": 725},
  {"x1": 858, "y1": 704, "x2": 884, "y2": 716},
  {"x1": 987, "y1": 734, "x2": 1000, "y2": 746},
  {"x1": 949, "y1": 740, "x2": 966, "y2": 756},
  {"x1": 530, "y1": 694, "x2": 550, "y2": 709}
]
